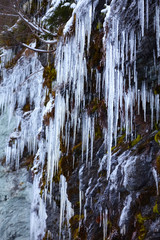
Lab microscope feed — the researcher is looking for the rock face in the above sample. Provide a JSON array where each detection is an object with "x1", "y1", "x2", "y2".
[{"x1": 0, "y1": 0, "x2": 160, "y2": 240}]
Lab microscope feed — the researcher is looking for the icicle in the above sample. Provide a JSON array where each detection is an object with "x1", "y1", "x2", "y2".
[
  {"x1": 81, "y1": 113, "x2": 94, "y2": 165},
  {"x1": 156, "y1": 6, "x2": 160, "y2": 57},
  {"x1": 103, "y1": 208, "x2": 108, "y2": 240},
  {"x1": 119, "y1": 194, "x2": 132, "y2": 235},
  {"x1": 114, "y1": 68, "x2": 120, "y2": 146},
  {"x1": 146, "y1": 0, "x2": 149, "y2": 30},
  {"x1": 130, "y1": 90, "x2": 133, "y2": 140},
  {"x1": 155, "y1": 94, "x2": 159, "y2": 123},
  {"x1": 96, "y1": 70, "x2": 101, "y2": 100},
  {"x1": 150, "y1": 90, "x2": 154, "y2": 129},
  {"x1": 90, "y1": 117, "x2": 95, "y2": 166},
  {"x1": 30, "y1": 173, "x2": 47, "y2": 240},
  {"x1": 152, "y1": 168, "x2": 159, "y2": 195},
  {"x1": 138, "y1": 89, "x2": 141, "y2": 115},
  {"x1": 106, "y1": 39, "x2": 115, "y2": 179},
  {"x1": 59, "y1": 175, "x2": 74, "y2": 239},
  {"x1": 125, "y1": 92, "x2": 130, "y2": 141},
  {"x1": 138, "y1": 0, "x2": 145, "y2": 37},
  {"x1": 141, "y1": 82, "x2": 146, "y2": 122}
]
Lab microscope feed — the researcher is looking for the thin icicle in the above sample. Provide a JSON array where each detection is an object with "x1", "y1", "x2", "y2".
[
  {"x1": 141, "y1": 82, "x2": 147, "y2": 122},
  {"x1": 156, "y1": 6, "x2": 160, "y2": 57},
  {"x1": 59, "y1": 175, "x2": 74, "y2": 239},
  {"x1": 152, "y1": 168, "x2": 159, "y2": 195},
  {"x1": 146, "y1": 0, "x2": 149, "y2": 30},
  {"x1": 103, "y1": 208, "x2": 108, "y2": 240}
]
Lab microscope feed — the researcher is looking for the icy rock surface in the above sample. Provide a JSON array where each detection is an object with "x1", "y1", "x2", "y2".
[{"x1": 0, "y1": 165, "x2": 32, "y2": 240}]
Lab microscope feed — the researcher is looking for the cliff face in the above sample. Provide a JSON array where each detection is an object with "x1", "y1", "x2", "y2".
[{"x1": 0, "y1": 0, "x2": 160, "y2": 239}]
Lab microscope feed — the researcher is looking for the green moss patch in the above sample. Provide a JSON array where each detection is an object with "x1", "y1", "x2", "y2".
[
  {"x1": 136, "y1": 213, "x2": 147, "y2": 240},
  {"x1": 155, "y1": 131, "x2": 160, "y2": 144},
  {"x1": 43, "y1": 63, "x2": 57, "y2": 92},
  {"x1": 130, "y1": 134, "x2": 142, "y2": 147}
]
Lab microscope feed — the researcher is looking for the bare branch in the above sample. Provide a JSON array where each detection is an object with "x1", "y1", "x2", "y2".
[
  {"x1": 16, "y1": 10, "x2": 57, "y2": 37},
  {"x1": 0, "y1": 0, "x2": 58, "y2": 50},
  {"x1": 0, "y1": 13, "x2": 18, "y2": 17},
  {"x1": 21, "y1": 43, "x2": 56, "y2": 53}
]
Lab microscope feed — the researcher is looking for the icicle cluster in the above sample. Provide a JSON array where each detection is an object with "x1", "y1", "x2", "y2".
[
  {"x1": 0, "y1": 45, "x2": 44, "y2": 168},
  {"x1": 102, "y1": 0, "x2": 160, "y2": 178}
]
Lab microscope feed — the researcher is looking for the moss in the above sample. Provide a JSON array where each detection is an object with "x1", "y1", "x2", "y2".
[
  {"x1": 40, "y1": 160, "x2": 47, "y2": 197},
  {"x1": 43, "y1": 108, "x2": 55, "y2": 126},
  {"x1": 59, "y1": 154, "x2": 74, "y2": 180},
  {"x1": 43, "y1": 63, "x2": 57, "y2": 93},
  {"x1": 69, "y1": 215, "x2": 85, "y2": 239},
  {"x1": 130, "y1": 134, "x2": 141, "y2": 147},
  {"x1": 154, "y1": 131, "x2": 160, "y2": 144},
  {"x1": 87, "y1": 98, "x2": 99, "y2": 114},
  {"x1": 153, "y1": 202, "x2": 159, "y2": 214},
  {"x1": 96, "y1": 21, "x2": 103, "y2": 31},
  {"x1": 19, "y1": 152, "x2": 35, "y2": 170},
  {"x1": 23, "y1": 103, "x2": 30, "y2": 112},
  {"x1": 107, "y1": 220, "x2": 112, "y2": 232},
  {"x1": 72, "y1": 142, "x2": 82, "y2": 156},
  {"x1": 136, "y1": 213, "x2": 147, "y2": 240},
  {"x1": 95, "y1": 124, "x2": 103, "y2": 139},
  {"x1": 154, "y1": 85, "x2": 160, "y2": 95},
  {"x1": 117, "y1": 134, "x2": 125, "y2": 145},
  {"x1": 111, "y1": 134, "x2": 128, "y2": 155},
  {"x1": 87, "y1": 29, "x2": 104, "y2": 71}
]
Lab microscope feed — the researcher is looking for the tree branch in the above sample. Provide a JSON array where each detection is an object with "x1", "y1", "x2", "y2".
[
  {"x1": 21, "y1": 42, "x2": 56, "y2": 53},
  {"x1": 0, "y1": 13, "x2": 19, "y2": 17},
  {"x1": 16, "y1": 10, "x2": 57, "y2": 37}
]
